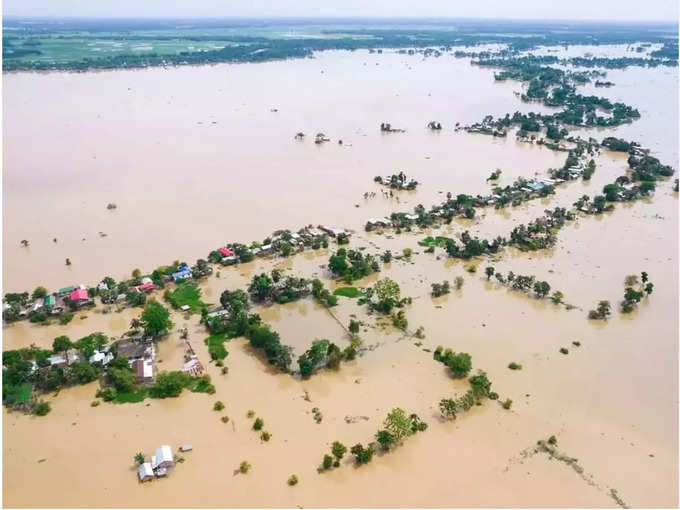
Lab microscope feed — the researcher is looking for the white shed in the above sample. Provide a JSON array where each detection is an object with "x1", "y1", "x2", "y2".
[
  {"x1": 138, "y1": 462, "x2": 154, "y2": 482},
  {"x1": 152, "y1": 445, "x2": 174, "y2": 470}
]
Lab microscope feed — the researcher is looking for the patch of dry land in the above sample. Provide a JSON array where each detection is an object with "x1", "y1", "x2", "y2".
[{"x1": 2, "y1": 44, "x2": 678, "y2": 508}]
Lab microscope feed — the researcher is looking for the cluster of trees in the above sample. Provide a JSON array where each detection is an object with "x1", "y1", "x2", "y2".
[
  {"x1": 328, "y1": 248, "x2": 380, "y2": 282},
  {"x1": 487, "y1": 268, "x2": 554, "y2": 299},
  {"x1": 362, "y1": 278, "x2": 410, "y2": 314},
  {"x1": 588, "y1": 300, "x2": 612, "y2": 320},
  {"x1": 320, "y1": 441, "x2": 348, "y2": 470},
  {"x1": 439, "y1": 372, "x2": 497, "y2": 420},
  {"x1": 326, "y1": 408, "x2": 427, "y2": 468},
  {"x1": 205, "y1": 289, "x2": 260, "y2": 340},
  {"x1": 431, "y1": 281, "x2": 450, "y2": 297},
  {"x1": 374, "y1": 172, "x2": 419, "y2": 190},
  {"x1": 508, "y1": 208, "x2": 574, "y2": 251},
  {"x1": 620, "y1": 272, "x2": 653, "y2": 313},
  {"x1": 98, "y1": 361, "x2": 214, "y2": 402},
  {"x1": 2, "y1": 332, "x2": 114, "y2": 413},
  {"x1": 433, "y1": 347, "x2": 472, "y2": 378},
  {"x1": 248, "y1": 270, "x2": 311, "y2": 304},
  {"x1": 445, "y1": 231, "x2": 504, "y2": 259},
  {"x1": 298, "y1": 339, "x2": 356, "y2": 377},
  {"x1": 311, "y1": 279, "x2": 338, "y2": 307},
  {"x1": 469, "y1": 56, "x2": 643, "y2": 136},
  {"x1": 246, "y1": 325, "x2": 294, "y2": 373}
]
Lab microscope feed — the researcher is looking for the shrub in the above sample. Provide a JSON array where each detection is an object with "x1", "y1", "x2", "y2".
[
  {"x1": 322, "y1": 454, "x2": 333, "y2": 470},
  {"x1": 508, "y1": 362, "x2": 522, "y2": 370},
  {"x1": 501, "y1": 398, "x2": 513, "y2": 410},
  {"x1": 350, "y1": 443, "x2": 374, "y2": 464},
  {"x1": 260, "y1": 431, "x2": 271, "y2": 441},
  {"x1": 239, "y1": 461, "x2": 251, "y2": 474},
  {"x1": 91, "y1": 400, "x2": 100, "y2": 407},
  {"x1": 559, "y1": 348, "x2": 568, "y2": 355},
  {"x1": 287, "y1": 474, "x2": 298, "y2": 486},
  {"x1": 33, "y1": 400, "x2": 51, "y2": 416},
  {"x1": 331, "y1": 441, "x2": 347, "y2": 461},
  {"x1": 221, "y1": 415, "x2": 230, "y2": 423},
  {"x1": 253, "y1": 417, "x2": 264, "y2": 430},
  {"x1": 59, "y1": 314, "x2": 74, "y2": 325},
  {"x1": 247, "y1": 409, "x2": 255, "y2": 418},
  {"x1": 445, "y1": 352, "x2": 472, "y2": 378},
  {"x1": 96, "y1": 387, "x2": 117, "y2": 402},
  {"x1": 454, "y1": 276, "x2": 464, "y2": 290},
  {"x1": 548, "y1": 435, "x2": 558, "y2": 445}
]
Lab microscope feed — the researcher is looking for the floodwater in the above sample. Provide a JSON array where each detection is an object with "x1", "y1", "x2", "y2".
[{"x1": 2, "y1": 47, "x2": 678, "y2": 508}]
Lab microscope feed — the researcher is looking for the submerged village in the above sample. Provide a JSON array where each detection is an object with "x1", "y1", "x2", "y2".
[{"x1": 2, "y1": 22, "x2": 679, "y2": 509}]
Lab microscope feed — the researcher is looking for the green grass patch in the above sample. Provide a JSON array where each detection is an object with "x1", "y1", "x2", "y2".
[
  {"x1": 205, "y1": 332, "x2": 229, "y2": 360},
  {"x1": 113, "y1": 389, "x2": 148, "y2": 403},
  {"x1": 12, "y1": 383, "x2": 32, "y2": 404},
  {"x1": 333, "y1": 286, "x2": 360, "y2": 298},
  {"x1": 164, "y1": 282, "x2": 206, "y2": 314},
  {"x1": 418, "y1": 236, "x2": 449, "y2": 248}
]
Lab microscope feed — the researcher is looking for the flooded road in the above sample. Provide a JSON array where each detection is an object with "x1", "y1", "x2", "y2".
[{"x1": 2, "y1": 46, "x2": 678, "y2": 508}]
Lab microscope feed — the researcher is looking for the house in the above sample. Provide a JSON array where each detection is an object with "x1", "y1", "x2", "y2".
[
  {"x1": 218, "y1": 247, "x2": 235, "y2": 258},
  {"x1": 58, "y1": 285, "x2": 77, "y2": 296},
  {"x1": 319, "y1": 226, "x2": 348, "y2": 237},
  {"x1": 97, "y1": 282, "x2": 109, "y2": 292},
  {"x1": 68, "y1": 288, "x2": 90, "y2": 308},
  {"x1": 141, "y1": 277, "x2": 153, "y2": 285},
  {"x1": 89, "y1": 350, "x2": 114, "y2": 367},
  {"x1": 137, "y1": 282, "x2": 156, "y2": 293},
  {"x1": 365, "y1": 218, "x2": 392, "y2": 231},
  {"x1": 48, "y1": 351, "x2": 81, "y2": 369},
  {"x1": 171, "y1": 266, "x2": 192, "y2": 282},
  {"x1": 138, "y1": 462, "x2": 154, "y2": 483},
  {"x1": 152, "y1": 445, "x2": 175, "y2": 470},
  {"x1": 207, "y1": 309, "x2": 230, "y2": 319},
  {"x1": 43, "y1": 294, "x2": 57, "y2": 308},
  {"x1": 258, "y1": 244, "x2": 273, "y2": 255},
  {"x1": 133, "y1": 358, "x2": 155, "y2": 383},
  {"x1": 221, "y1": 255, "x2": 237, "y2": 265},
  {"x1": 182, "y1": 356, "x2": 203, "y2": 375}
]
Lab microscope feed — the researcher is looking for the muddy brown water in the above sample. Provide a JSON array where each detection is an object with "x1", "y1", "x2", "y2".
[{"x1": 2, "y1": 47, "x2": 678, "y2": 507}]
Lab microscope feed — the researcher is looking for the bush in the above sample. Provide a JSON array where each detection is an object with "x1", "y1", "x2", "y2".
[
  {"x1": 59, "y1": 314, "x2": 74, "y2": 325},
  {"x1": 33, "y1": 400, "x2": 51, "y2": 416},
  {"x1": 287, "y1": 474, "x2": 298, "y2": 486},
  {"x1": 559, "y1": 347, "x2": 568, "y2": 355},
  {"x1": 322, "y1": 454, "x2": 333, "y2": 470},
  {"x1": 221, "y1": 415, "x2": 230, "y2": 423},
  {"x1": 214, "y1": 401, "x2": 225, "y2": 411},
  {"x1": 501, "y1": 398, "x2": 513, "y2": 410},
  {"x1": 239, "y1": 461, "x2": 251, "y2": 474},
  {"x1": 508, "y1": 362, "x2": 522, "y2": 370},
  {"x1": 350, "y1": 443, "x2": 374, "y2": 464},
  {"x1": 96, "y1": 387, "x2": 117, "y2": 402},
  {"x1": 253, "y1": 417, "x2": 264, "y2": 430},
  {"x1": 260, "y1": 431, "x2": 271, "y2": 441},
  {"x1": 91, "y1": 400, "x2": 100, "y2": 407},
  {"x1": 247, "y1": 409, "x2": 255, "y2": 418}
]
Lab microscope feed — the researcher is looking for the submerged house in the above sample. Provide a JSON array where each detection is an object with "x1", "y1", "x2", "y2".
[
  {"x1": 138, "y1": 462, "x2": 154, "y2": 483},
  {"x1": 68, "y1": 288, "x2": 92, "y2": 309},
  {"x1": 136, "y1": 282, "x2": 156, "y2": 293},
  {"x1": 171, "y1": 265, "x2": 192, "y2": 282}
]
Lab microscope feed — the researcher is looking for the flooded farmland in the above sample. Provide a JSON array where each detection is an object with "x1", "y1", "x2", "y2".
[{"x1": 2, "y1": 44, "x2": 678, "y2": 508}]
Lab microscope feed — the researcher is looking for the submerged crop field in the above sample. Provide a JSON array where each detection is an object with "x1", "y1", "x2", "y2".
[{"x1": 2, "y1": 15, "x2": 679, "y2": 509}]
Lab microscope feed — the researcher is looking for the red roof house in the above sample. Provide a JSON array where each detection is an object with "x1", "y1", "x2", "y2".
[
  {"x1": 69, "y1": 288, "x2": 89, "y2": 302},
  {"x1": 137, "y1": 282, "x2": 156, "y2": 292},
  {"x1": 219, "y1": 247, "x2": 235, "y2": 257}
]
